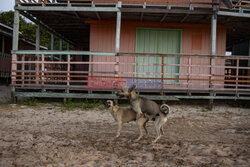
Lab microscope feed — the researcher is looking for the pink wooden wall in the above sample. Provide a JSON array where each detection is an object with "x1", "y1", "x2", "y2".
[{"x1": 89, "y1": 20, "x2": 227, "y2": 89}]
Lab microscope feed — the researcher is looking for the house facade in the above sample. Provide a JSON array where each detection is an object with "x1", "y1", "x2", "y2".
[{"x1": 10, "y1": 0, "x2": 250, "y2": 102}]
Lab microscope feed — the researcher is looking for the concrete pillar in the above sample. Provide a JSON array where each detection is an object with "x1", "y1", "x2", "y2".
[
  {"x1": 11, "y1": 10, "x2": 20, "y2": 103},
  {"x1": 211, "y1": 12, "x2": 217, "y2": 56},
  {"x1": 209, "y1": 12, "x2": 217, "y2": 110},
  {"x1": 115, "y1": 11, "x2": 121, "y2": 53},
  {"x1": 12, "y1": 10, "x2": 20, "y2": 51}
]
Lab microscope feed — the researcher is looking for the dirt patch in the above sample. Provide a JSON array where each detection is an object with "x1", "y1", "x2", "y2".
[{"x1": 0, "y1": 103, "x2": 249, "y2": 166}]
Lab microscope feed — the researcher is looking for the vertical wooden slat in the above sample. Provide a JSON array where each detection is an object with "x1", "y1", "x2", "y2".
[
  {"x1": 35, "y1": 56, "x2": 39, "y2": 84},
  {"x1": 21, "y1": 55, "x2": 25, "y2": 87},
  {"x1": 11, "y1": 54, "x2": 17, "y2": 85},
  {"x1": 90, "y1": 54, "x2": 93, "y2": 76},
  {"x1": 187, "y1": 56, "x2": 191, "y2": 92},
  {"x1": 209, "y1": 56, "x2": 215, "y2": 109},
  {"x1": 67, "y1": 54, "x2": 70, "y2": 93},
  {"x1": 236, "y1": 58, "x2": 239, "y2": 95},
  {"x1": 41, "y1": 54, "x2": 45, "y2": 87},
  {"x1": 29, "y1": 56, "x2": 31, "y2": 85},
  {"x1": 11, "y1": 54, "x2": 17, "y2": 103},
  {"x1": 161, "y1": 55, "x2": 164, "y2": 95}
]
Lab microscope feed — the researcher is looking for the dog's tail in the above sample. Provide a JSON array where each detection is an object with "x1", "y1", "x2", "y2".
[{"x1": 160, "y1": 104, "x2": 170, "y2": 116}]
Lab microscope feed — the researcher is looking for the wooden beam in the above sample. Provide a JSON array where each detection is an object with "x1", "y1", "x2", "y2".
[
  {"x1": 16, "y1": 6, "x2": 119, "y2": 12},
  {"x1": 218, "y1": 11, "x2": 250, "y2": 18},
  {"x1": 180, "y1": 14, "x2": 189, "y2": 23},
  {"x1": 74, "y1": 11, "x2": 80, "y2": 18},
  {"x1": 12, "y1": 50, "x2": 116, "y2": 56},
  {"x1": 20, "y1": 11, "x2": 75, "y2": 45},
  {"x1": 160, "y1": 13, "x2": 168, "y2": 22},
  {"x1": 13, "y1": 92, "x2": 250, "y2": 100},
  {"x1": 120, "y1": 8, "x2": 212, "y2": 14},
  {"x1": 95, "y1": 12, "x2": 101, "y2": 20}
]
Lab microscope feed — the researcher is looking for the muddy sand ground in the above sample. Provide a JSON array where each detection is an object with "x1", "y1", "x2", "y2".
[{"x1": 0, "y1": 102, "x2": 249, "y2": 167}]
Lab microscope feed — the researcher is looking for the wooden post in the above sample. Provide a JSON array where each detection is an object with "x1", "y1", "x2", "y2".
[
  {"x1": 209, "y1": 11, "x2": 217, "y2": 109},
  {"x1": 209, "y1": 57, "x2": 215, "y2": 110},
  {"x1": 59, "y1": 39, "x2": 63, "y2": 61},
  {"x1": 11, "y1": 54, "x2": 17, "y2": 103},
  {"x1": 36, "y1": 24, "x2": 40, "y2": 85},
  {"x1": 36, "y1": 24, "x2": 40, "y2": 51},
  {"x1": 11, "y1": 10, "x2": 20, "y2": 103},
  {"x1": 114, "y1": 3, "x2": 121, "y2": 104},
  {"x1": 51, "y1": 33, "x2": 54, "y2": 60}
]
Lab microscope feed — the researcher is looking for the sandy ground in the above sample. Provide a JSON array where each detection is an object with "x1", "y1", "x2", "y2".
[{"x1": 0, "y1": 102, "x2": 250, "y2": 167}]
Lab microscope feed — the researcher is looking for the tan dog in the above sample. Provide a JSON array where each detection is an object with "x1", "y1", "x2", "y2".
[
  {"x1": 104, "y1": 100, "x2": 149, "y2": 140},
  {"x1": 116, "y1": 85, "x2": 170, "y2": 143}
]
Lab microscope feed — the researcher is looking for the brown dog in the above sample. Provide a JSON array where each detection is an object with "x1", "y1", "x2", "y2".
[
  {"x1": 116, "y1": 85, "x2": 170, "y2": 143},
  {"x1": 104, "y1": 100, "x2": 149, "y2": 140}
]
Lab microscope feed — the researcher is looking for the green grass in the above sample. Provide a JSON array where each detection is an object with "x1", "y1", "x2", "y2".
[
  {"x1": 20, "y1": 98, "x2": 37, "y2": 106},
  {"x1": 62, "y1": 99, "x2": 102, "y2": 111}
]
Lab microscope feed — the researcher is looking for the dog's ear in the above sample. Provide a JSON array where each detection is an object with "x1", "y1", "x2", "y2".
[{"x1": 128, "y1": 84, "x2": 136, "y2": 92}]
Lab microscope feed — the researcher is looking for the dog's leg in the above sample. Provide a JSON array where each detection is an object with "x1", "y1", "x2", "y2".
[
  {"x1": 160, "y1": 126, "x2": 164, "y2": 135},
  {"x1": 135, "y1": 117, "x2": 148, "y2": 141},
  {"x1": 133, "y1": 102, "x2": 143, "y2": 119},
  {"x1": 152, "y1": 117, "x2": 162, "y2": 143},
  {"x1": 143, "y1": 120, "x2": 148, "y2": 135},
  {"x1": 159, "y1": 117, "x2": 168, "y2": 136},
  {"x1": 152, "y1": 117, "x2": 168, "y2": 143},
  {"x1": 116, "y1": 120, "x2": 122, "y2": 138}
]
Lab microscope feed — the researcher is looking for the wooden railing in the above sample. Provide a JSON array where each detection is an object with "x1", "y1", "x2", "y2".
[
  {"x1": 232, "y1": 0, "x2": 250, "y2": 8},
  {"x1": 11, "y1": 51, "x2": 250, "y2": 99},
  {"x1": 0, "y1": 53, "x2": 11, "y2": 78}
]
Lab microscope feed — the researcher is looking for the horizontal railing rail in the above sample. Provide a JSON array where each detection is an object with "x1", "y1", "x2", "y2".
[{"x1": 16, "y1": 0, "x2": 220, "y2": 7}]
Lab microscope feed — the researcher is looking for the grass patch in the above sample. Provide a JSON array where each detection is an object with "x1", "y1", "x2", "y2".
[
  {"x1": 20, "y1": 98, "x2": 37, "y2": 106},
  {"x1": 62, "y1": 99, "x2": 102, "y2": 111},
  {"x1": 201, "y1": 108, "x2": 209, "y2": 112}
]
